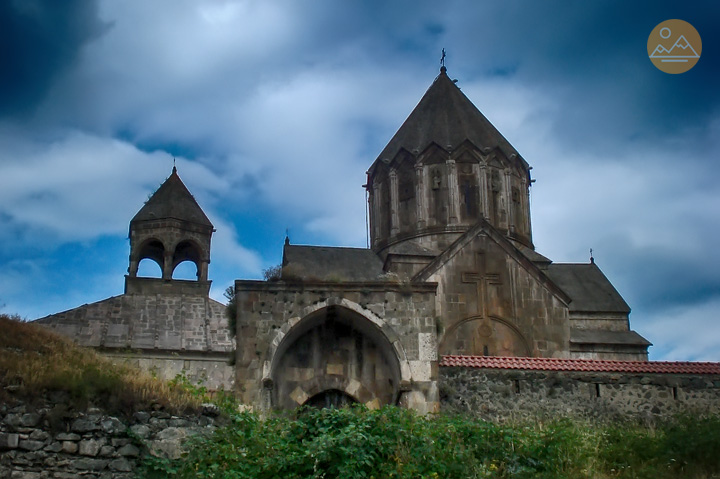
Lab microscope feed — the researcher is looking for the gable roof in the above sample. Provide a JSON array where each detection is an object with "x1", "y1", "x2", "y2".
[
  {"x1": 282, "y1": 244, "x2": 385, "y2": 282},
  {"x1": 412, "y1": 218, "x2": 571, "y2": 304},
  {"x1": 376, "y1": 67, "x2": 524, "y2": 166},
  {"x1": 545, "y1": 263, "x2": 630, "y2": 313},
  {"x1": 440, "y1": 355, "x2": 720, "y2": 374},
  {"x1": 131, "y1": 167, "x2": 213, "y2": 228},
  {"x1": 570, "y1": 329, "x2": 651, "y2": 347}
]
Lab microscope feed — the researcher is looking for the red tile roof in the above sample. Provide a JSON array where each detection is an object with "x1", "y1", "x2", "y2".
[{"x1": 440, "y1": 355, "x2": 720, "y2": 374}]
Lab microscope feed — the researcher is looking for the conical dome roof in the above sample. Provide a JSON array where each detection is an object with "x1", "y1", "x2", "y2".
[
  {"x1": 376, "y1": 67, "x2": 523, "y2": 164},
  {"x1": 131, "y1": 167, "x2": 213, "y2": 228}
]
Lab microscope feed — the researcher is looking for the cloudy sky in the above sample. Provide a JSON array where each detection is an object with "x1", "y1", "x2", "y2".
[{"x1": 1, "y1": 1, "x2": 718, "y2": 361}]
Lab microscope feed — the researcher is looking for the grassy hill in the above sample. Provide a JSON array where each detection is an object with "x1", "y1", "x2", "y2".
[{"x1": 0, "y1": 313, "x2": 202, "y2": 416}]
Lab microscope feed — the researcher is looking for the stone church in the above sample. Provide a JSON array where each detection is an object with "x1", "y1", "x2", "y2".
[{"x1": 37, "y1": 66, "x2": 650, "y2": 413}]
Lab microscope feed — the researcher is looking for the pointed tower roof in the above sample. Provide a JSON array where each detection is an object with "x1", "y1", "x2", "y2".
[
  {"x1": 131, "y1": 167, "x2": 213, "y2": 228},
  {"x1": 376, "y1": 67, "x2": 523, "y2": 164}
]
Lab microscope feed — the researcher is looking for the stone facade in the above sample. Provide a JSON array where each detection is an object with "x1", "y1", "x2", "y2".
[{"x1": 234, "y1": 281, "x2": 439, "y2": 413}]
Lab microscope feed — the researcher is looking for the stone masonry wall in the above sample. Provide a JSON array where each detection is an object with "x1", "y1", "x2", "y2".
[
  {"x1": 234, "y1": 280, "x2": 440, "y2": 413},
  {"x1": 0, "y1": 399, "x2": 220, "y2": 478},
  {"x1": 440, "y1": 367, "x2": 720, "y2": 421}
]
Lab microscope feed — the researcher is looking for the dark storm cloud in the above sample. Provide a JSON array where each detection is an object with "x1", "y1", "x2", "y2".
[
  {"x1": 0, "y1": 0, "x2": 108, "y2": 117},
  {"x1": 446, "y1": 0, "x2": 719, "y2": 154}
]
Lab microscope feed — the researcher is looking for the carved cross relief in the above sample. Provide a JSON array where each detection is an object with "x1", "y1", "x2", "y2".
[
  {"x1": 461, "y1": 251, "x2": 502, "y2": 319},
  {"x1": 461, "y1": 251, "x2": 505, "y2": 356}
]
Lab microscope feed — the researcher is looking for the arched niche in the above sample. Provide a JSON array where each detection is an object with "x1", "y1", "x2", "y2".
[
  {"x1": 270, "y1": 305, "x2": 402, "y2": 410},
  {"x1": 440, "y1": 316, "x2": 531, "y2": 357}
]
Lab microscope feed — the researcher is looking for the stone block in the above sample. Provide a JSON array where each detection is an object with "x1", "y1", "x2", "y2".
[
  {"x1": 61, "y1": 441, "x2": 78, "y2": 454},
  {"x1": 71, "y1": 418, "x2": 99, "y2": 433},
  {"x1": 79, "y1": 438, "x2": 104, "y2": 457},
  {"x1": 44, "y1": 442, "x2": 62, "y2": 453},
  {"x1": 109, "y1": 457, "x2": 134, "y2": 472},
  {"x1": 418, "y1": 332, "x2": 437, "y2": 361},
  {"x1": 129, "y1": 424, "x2": 151, "y2": 439},
  {"x1": 71, "y1": 457, "x2": 109, "y2": 471},
  {"x1": 409, "y1": 360, "x2": 432, "y2": 382},
  {"x1": 10, "y1": 471, "x2": 43, "y2": 479},
  {"x1": 117, "y1": 443, "x2": 140, "y2": 457},
  {"x1": 0, "y1": 432, "x2": 19, "y2": 450},
  {"x1": 18, "y1": 440, "x2": 45, "y2": 452},
  {"x1": 19, "y1": 413, "x2": 41, "y2": 428}
]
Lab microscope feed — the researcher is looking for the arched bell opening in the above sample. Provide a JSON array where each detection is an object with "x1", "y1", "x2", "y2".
[
  {"x1": 270, "y1": 305, "x2": 402, "y2": 410},
  {"x1": 172, "y1": 240, "x2": 204, "y2": 281},
  {"x1": 172, "y1": 260, "x2": 198, "y2": 280},
  {"x1": 131, "y1": 239, "x2": 165, "y2": 278},
  {"x1": 136, "y1": 258, "x2": 163, "y2": 278}
]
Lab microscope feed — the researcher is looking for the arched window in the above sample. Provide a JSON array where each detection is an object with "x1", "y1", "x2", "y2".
[
  {"x1": 136, "y1": 239, "x2": 165, "y2": 278},
  {"x1": 172, "y1": 240, "x2": 201, "y2": 280}
]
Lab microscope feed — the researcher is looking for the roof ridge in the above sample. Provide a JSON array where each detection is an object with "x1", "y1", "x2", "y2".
[{"x1": 440, "y1": 355, "x2": 720, "y2": 374}]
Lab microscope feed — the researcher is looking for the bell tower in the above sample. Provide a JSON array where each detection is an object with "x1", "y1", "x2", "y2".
[
  {"x1": 366, "y1": 67, "x2": 534, "y2": 266},
  {"x1": 126, "y1": 167, "x2": 215, "y2": 294}
]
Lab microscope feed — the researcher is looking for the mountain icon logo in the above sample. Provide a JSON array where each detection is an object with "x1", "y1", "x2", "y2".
[{"x1": 648, "y1": 20, "x2": 701, "y2": 74}]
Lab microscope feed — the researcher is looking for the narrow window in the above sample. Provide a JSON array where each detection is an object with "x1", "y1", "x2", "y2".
[
  {"x1": 514, "y1": 380, "x2": 520, "y2": 394},
  {"x1": 595, "y1": 383, "x2": 601, "y2": 398},
  {"x1": 672, "y1": 386, "x2": 678, "y2": 400}
]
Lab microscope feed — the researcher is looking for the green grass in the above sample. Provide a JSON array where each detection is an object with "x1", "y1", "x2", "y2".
[
  {"x1": 140, "y1": 406, "x2": 720, "y2": 479},
  {"x1": 0, "y1": 313, "x2": 203, "y2": 416}
]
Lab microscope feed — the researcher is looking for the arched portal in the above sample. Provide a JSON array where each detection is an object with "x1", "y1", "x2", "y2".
[
  {"x1": 270, "y1": 305, "x2": 402, "y2": 410},
  {"x1": 304, "y1": 389, "x2": 358, "y2": 409}
]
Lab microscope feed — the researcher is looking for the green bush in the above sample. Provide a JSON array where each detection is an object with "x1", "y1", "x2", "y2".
[{"x1": 139, "y1": 407, "x2": 720, "y2": 479}]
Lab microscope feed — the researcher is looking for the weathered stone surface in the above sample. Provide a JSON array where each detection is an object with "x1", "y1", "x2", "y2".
[
  {"x1": 18, "y1": 440, "x2": 45, "y2": 451},
  {"x1": 44, "y1": 441, "x2": 62, "y2": 453},
  {"x1": 109, "y1": 457, "x2": 133, "y2": 472},
  {"x1": 61, "y1": 441, "x2": 78, "y2": 454},
  {"x1": 79, "y1": 438, "x2": 105, "y2": 457},
  {"x1": 151, "y1": 427, "x2": 188, "y2": 459},
  {"x1": 71, "y1": 418, "x2": 100, "y2": 433},
  {"x1": 72, "y1": 457, "x2": 109, "y2": 471},
  {"x1": 0, "y1": 432, "x2": 19, "y2": 449},
  {"x1": 129, "y1": 424, "x2": 151, "y2": 439},
  {"x1": 101, "y1": 417, "x2": 124, "y2": 434},
  {"x1": 19, "y1": 413, "x2": 41, "y2": 428},
  {"x1": 117, "y1": 443, "x2": 140, "y2": 457}
]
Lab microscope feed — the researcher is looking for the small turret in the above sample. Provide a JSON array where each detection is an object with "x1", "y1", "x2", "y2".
[{"x1": 126, "y1": 167, "x2": 214, "y2": 294}]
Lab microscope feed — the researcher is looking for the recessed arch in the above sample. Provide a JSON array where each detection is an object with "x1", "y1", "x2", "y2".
[
  {"x1": 266, "y1": 299, "x2": 408, "y2": 410},
  {"x1": 440, "y1": 315, "x2": 531, "y2": 357},
  {"x1": 304, "y1": 389, "x2": 358, "y2": 409}
]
